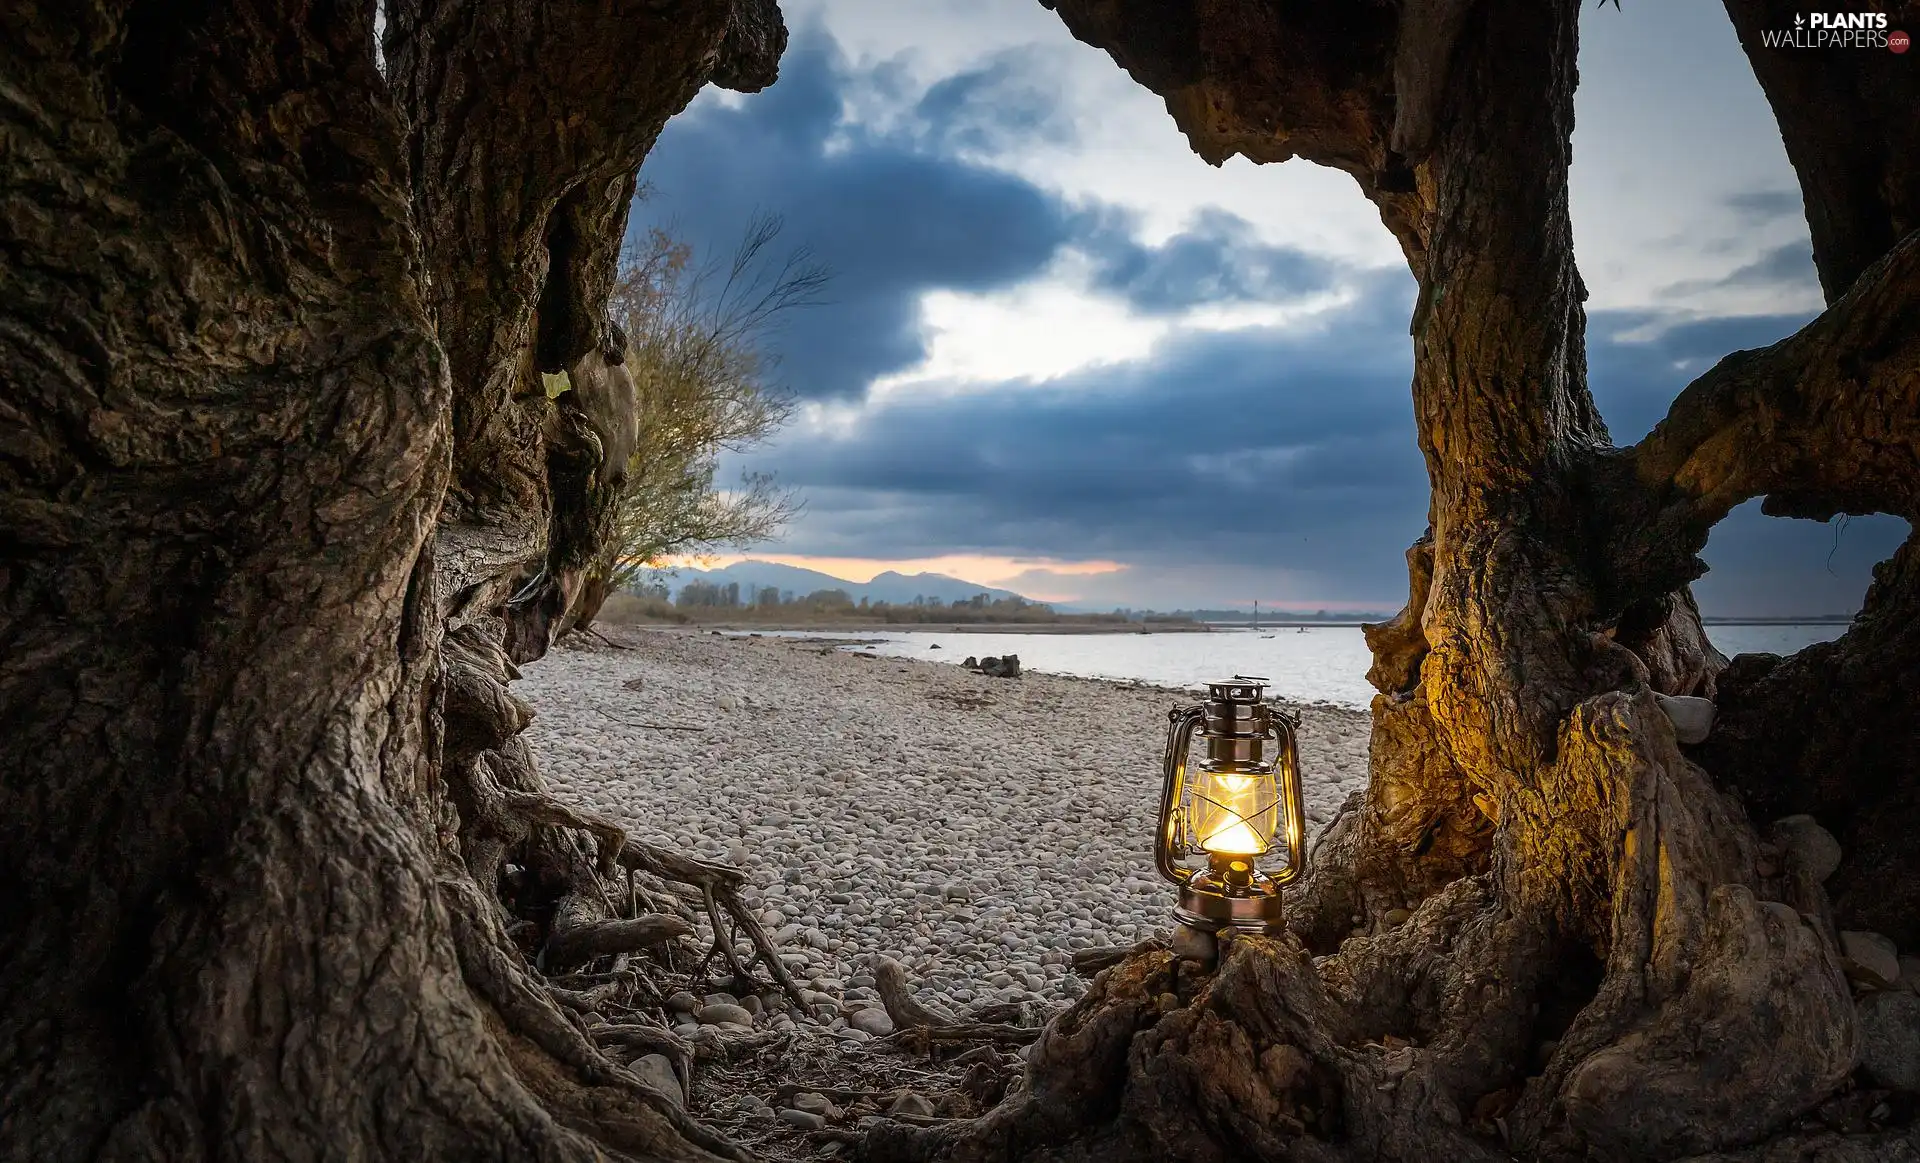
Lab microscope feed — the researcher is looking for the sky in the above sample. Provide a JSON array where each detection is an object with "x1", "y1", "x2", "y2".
[{"x1": 629, "y1": 0, "x2": 1907, "y2": 617}]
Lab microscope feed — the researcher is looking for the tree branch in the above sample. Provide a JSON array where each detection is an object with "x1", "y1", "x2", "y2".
[{"x1": 1597, "y1": 230, "x2": 1920, "y2": 608}]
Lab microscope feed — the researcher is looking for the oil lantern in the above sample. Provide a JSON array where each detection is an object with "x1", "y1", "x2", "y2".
[{"x1": 1155, "y1": 676, "x2": 1305, "y2": 935}]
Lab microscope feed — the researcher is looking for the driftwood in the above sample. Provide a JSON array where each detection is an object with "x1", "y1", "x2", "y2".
[{"x1": 874, "y1": 956, "x2": 1043, "y2": 1048}]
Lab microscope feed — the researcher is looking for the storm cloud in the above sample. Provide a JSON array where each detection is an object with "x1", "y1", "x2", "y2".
[{"x1": 638, "y1": 15, "x2": 1907, "y2": 617}]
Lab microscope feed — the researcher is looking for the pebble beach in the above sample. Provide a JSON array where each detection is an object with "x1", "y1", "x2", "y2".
[{"x1": 521, "y1": 627, "x2": 1374, "y2": 1018}]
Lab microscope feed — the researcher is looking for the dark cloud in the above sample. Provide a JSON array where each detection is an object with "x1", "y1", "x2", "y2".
[
  {"x1": 1724, "y1": 189, "x2": 1804, "y2": 224},
  {"x1": 736, "y1": 269, "x2": 1428, "y2": 606},
  {"x1": 640, "y1": 25, "x2": 1901, "y2": 616},
  {"x1": 1656, "y1": 240, "x2": 1818, "y2": 302},
  {"x1": 912, "y1": 49, "x2": 1075, "y2": 155},
  {"x1": 731, "y1": 290, "x2": 1906, "y2": 614},
  {"x1": 632, "y1": 28, "x2": 1079, "y2": 400},
  {"x1": 1082, "y1": 208, "x2": 1337, "y2": 314}
]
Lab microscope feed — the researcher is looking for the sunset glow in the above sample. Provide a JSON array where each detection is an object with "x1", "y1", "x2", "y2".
[{"x1": 654, "y1": 553, "x2": 1127, "y2": 600}]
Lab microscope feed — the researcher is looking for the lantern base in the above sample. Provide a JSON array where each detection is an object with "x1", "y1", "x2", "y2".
[{"x1": 1174, "y1": 883, "x2": 1285, "y2": 936}]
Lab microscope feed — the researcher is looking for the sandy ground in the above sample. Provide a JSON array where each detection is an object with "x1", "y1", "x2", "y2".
[{"x1": 519, "y1": 626, "x2": 1373, "y2": 1016}]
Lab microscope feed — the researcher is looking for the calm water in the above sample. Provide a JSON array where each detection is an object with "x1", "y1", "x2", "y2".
[{"x1": 765, "y1": 623, "x2": 1847, "y2": 710}]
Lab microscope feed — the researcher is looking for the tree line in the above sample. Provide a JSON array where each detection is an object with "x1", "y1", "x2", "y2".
[{"x1": 615, "y1": 579, "x2": 1197, "y2": 626}]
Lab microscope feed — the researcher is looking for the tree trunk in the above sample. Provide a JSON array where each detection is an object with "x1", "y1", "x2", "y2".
[
  {"x1": 867, "y1": 1, "x2": 1920, "y2": 1160},
  {"x1": 2, "y1": 1, "x2": 784, "y2": 1159}
]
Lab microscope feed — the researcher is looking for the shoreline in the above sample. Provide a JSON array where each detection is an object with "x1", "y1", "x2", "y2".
[
  {"x1": 606, "y1": 619, "x2": 1214, "y2": 635},
  {"x1": 519, "y1": 626, "x2": 1372, "y2": 1019}
]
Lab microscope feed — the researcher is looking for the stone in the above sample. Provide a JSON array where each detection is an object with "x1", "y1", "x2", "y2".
[
  {"x1": 1842, "y1": 930, "x2": 1901, "y2": 989},
  {"x1": 1652, "y1": 691, "x2": 1715, "y2": 744},
  {"x1": 696, "y1": 1003, "x2": 756, "y2": 1027},
  {"x1": 791, "y1": 1091, "x2": 841, "y2": 1119},
  {"x1": 973, "y1": 654, "x2": 1022, "y2": 678},
  {"x1": 1772, "y1": 814, "x2": 1844, "y2": 883},
  {"x1": 1170, "y1": 924, "x2": 1216, "y2": 964},
  {"x1": 848, "y1": 1007, "x2": 895, "y2": 1037},
  {"x1": 888, "y1": 1092, "x2": 936, "y2": 1118},
  {"x1": 1857, "y1": 990, "x2": 1920, "y2": 1091},
  {"x1": 665, "y1": 990, "x2": 699, "y2": 1015},
  {"x1": 1383, "y1": 908, "x2": 1412, "y2": 927},
  {"x1": 630, "y1": 1053, "x2": 683, "y2": 1108},
  {"x1": 777, "y1": 1108, "x2": 826, "y2": 1130},
  {"x1": 832, "y1": 1026, "x2": 873, "y2": 1043}
]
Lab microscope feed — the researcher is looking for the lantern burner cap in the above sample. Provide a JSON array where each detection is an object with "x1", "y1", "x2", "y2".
[{"x1": 1207, "y1": 675, "x2": 1269, "y2": 702}]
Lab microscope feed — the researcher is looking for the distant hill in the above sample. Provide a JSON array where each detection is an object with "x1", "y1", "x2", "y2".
[{"x1": 642, "y1": 560, "x2": 1034, "y2": 608}]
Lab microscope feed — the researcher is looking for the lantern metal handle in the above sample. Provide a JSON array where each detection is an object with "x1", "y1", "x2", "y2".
[
  {"x1": 1155, "y1": 706, "x2": 1205, "y2": 886},
  {"x1": 1267, "y1": 709, "x2": 1306, "y2": 887}
]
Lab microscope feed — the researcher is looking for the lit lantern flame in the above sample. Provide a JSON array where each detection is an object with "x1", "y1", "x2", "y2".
[{"x1": 1194, "y1": 771, "x2": 1274, "y2": 856}]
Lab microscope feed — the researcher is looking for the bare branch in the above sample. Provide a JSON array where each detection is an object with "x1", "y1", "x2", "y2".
[{"x1": 1598, "y1": 230, "x2": 1920, "y2": 607}]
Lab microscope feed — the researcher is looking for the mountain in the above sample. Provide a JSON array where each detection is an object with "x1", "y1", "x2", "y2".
[{"x1": 642, "y1": 560, "x2": 1034, "y2": 607}]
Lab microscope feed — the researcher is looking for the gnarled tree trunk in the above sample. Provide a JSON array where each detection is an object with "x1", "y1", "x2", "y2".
[
  {"x1": 1, "y1": 1, "x2": 788, "y2": 1159},
  {"x1": 868, "y1": 1, "x2": 1920, "y2": 1160}
]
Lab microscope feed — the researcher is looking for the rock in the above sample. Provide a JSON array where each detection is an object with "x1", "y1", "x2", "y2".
[
  {"x1": 1857, "y1": 990, "x2": 1920, "y2": 1090},
  {"x1": 1170, "y1": 924, "x2": 1217, "y2": 964},
  {"x1": 962, "y1": 656, "x2": 978, "y2": 668},
  {"x1": 777, "y1": 1108, "x2": 826, "y2": 1130},
  {"x1": 696, "y1": 1003, "x2": 756, "y2": 1027},
  {"x1": 791, "y1": 1091, "x2": 842, "y2": 1119},
  {"x1": 1842, "y1": 931, "x2": 1901, "y2": 988},
  {"x1": 832, "y1": 1026, "x2": 873, "y2": 1043},
  {"x1": 630, "y1": 1054, "x2": 683, "y2": 1108},
  {"x1": 703, "y1": 991, "x2": 740, "y2": 1008},
  {"x1": 888, "y1": 1092, "x2": 936, "y2": 1118},
  {"x1": 848, "y1": 1007, "x2": 895, "y2": 1036},
  {"x1": 975, "y1": 654, "x2": 1022, "y2": 678},
  {"x1": 665, "y1": 990, "x2": 699, "y2": 1015},
  {"x1": 1772, "y1": 814, "x2": 1843, "y2": 883},
  {"x1": 1652, "y1": 691, "x2": 1715, "y2": 744},
  {"x1": 1383, "y1": 908, "x2": 1412, "y2": 927}
]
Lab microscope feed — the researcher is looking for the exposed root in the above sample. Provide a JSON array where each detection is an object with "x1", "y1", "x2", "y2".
[
  {"x1": 619, "y1": 840, "x2": 811, "y2": 1011},
  {"x1": 874, "y1": 956, "x2": 1043, "y2": 1049}
]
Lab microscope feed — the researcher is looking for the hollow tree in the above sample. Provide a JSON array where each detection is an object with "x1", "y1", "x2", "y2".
[
  {"x1": 1, "y1": 1, "x2": 796, "y2": 1160},
  {"x1": 866, "y1": 1, "x2": 1920, "y2": 1160}
]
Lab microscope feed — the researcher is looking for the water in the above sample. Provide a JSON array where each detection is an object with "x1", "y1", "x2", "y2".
[{"x1": 752, "y1": 622, "x2": 1848, "y2": 710}]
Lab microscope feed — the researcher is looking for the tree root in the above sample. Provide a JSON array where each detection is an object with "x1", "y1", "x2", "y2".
[
  {"x1": 442, "y1": 874, "x2": 747, "y2": 1162},
  {"x1": 618, "y1": 839, "x2": 811, "y2": 1011},
  {"x1": 861, "y1": 692, "x2": 1866, "y2": 1163},
  {"x1": 1070, "y1": 938, "x2": 1164, "y2": 977},
  {"x1": 873, "y1": 956, "x2": 1043, "y2": 1049}
]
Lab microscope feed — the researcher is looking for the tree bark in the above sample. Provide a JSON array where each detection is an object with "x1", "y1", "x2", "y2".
[
  {"x1": 869, "y1": 2, "x2": 1920, "y2": 1160},
  {"x1": 2, "y1": 1, "x2": 785, "y2": 1159}
]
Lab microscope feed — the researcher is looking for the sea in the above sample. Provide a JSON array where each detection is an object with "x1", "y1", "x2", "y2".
[{"x1": 755, "y1": 623, "x2": 1846, "y2": 710}]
